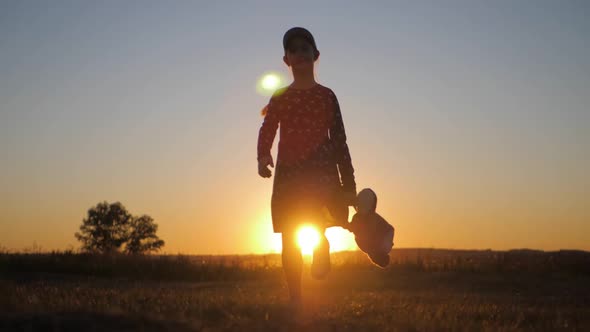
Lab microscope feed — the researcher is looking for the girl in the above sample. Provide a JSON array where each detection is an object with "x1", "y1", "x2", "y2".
[{"x1": 257, "y1": 27, "x2": 357, "y2": 306}]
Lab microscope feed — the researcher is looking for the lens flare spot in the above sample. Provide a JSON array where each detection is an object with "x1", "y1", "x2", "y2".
[
  {"x1": 256, "y1": 71, "x2": 285, "y2": 96},
  {"x1": 297, "y1": 225, "x2": 320, "y2": 256},
  {"x1": 262, "y1": 75, "x2": 280, "y2": 90}
]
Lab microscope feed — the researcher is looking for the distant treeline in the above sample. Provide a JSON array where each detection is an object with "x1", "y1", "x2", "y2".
[{"x1": 1, "y1": 249, "x2": 589, "y2": 282}]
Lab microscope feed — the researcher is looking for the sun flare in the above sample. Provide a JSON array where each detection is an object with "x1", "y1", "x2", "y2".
[
  {"x1": 297, "y1": 225, "x2": 321, "y2": 255},
  {"x1": 261, "y1": 210, "x2": 358, "y2": 255}
]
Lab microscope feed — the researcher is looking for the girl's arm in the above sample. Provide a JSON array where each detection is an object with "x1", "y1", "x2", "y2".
[
  {"x1": 329, "y1": 91, "x2": 356, "y2": 195},
  {"x1": 257, "y1": 97, "x2": 280, "y2": 163}
]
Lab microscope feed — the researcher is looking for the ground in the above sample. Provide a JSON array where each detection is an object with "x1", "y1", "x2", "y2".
[{"x1": 1, "y1": 250, "x2": 589, "y2": 331}]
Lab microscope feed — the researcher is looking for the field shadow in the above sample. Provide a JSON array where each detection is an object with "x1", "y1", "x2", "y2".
[
  {"x1": 0, "y1": 312, "x2": 200, "y2": 332},
  {"x1": 0, "y1": 310, "x2": 363, "y2": 332}
]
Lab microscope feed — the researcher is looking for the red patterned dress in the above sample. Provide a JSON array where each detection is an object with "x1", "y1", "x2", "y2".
[{"x1": 257, "y1": 84, "x2": 356, "y2": 233}]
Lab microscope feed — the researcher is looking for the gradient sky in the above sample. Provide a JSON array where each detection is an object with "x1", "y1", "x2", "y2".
[{"x1": 1, "y1": 1, "x2": 589, "y2": 254}]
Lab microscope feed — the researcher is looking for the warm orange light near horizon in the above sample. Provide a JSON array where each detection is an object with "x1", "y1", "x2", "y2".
[
  {"x1": 297, "y1": 225, "x2": 320, "y2": 255},
  {"x1": 293, "y1": 224, "x2": 358, "y2": 255},
  {"x1": 259, "y1": 210, "x2": 358, "y2": 255}
]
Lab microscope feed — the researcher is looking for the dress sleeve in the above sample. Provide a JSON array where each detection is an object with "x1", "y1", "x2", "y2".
[
  {"x1": 329, "y1": 91, "x2": 356, "y2": 193},
  {"x1": 257, "y1": 96, "x2": 279, "y2": 162}
]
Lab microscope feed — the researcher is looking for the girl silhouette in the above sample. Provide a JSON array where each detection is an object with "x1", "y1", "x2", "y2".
[{"x1": 257, "y1": 27, "x2": 357, "y2": 309}]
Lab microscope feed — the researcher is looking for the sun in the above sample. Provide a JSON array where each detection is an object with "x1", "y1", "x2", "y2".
[
  {"x1": 297, "y1": 225, "x2": 321, "y2": 255},
  {"x1": 294, "y1": 223, "x2": 357, "y2": 255}
]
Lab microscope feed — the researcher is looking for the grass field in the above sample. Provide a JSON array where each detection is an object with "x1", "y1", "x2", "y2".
[{"x1": 1, "y1": 249, "x2": 589, "y2": 331}]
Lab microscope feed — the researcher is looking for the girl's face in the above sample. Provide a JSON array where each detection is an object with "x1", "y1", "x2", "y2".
[{"x1": 283, "y1": 37, "x2": 319, "y2": 70}]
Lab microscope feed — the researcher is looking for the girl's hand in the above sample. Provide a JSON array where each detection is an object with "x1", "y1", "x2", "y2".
[
  {"x1": 258, "y1": 155, "x2": 274, "y2": 178},
  {"x1": 342, "y1": 191, "x2": 358, "y2": 210}
]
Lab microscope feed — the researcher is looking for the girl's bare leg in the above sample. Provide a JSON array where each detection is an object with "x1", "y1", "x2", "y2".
[
  {"x1": 281, "y1": 230, "x2": 302, "y2": 302},
  {"x1": 311, "y1": 228, "x2": 330, "y2": 279}
]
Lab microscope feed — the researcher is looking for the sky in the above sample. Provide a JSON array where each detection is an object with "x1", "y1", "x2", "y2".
[{"x1": 1, "y1": 0, "x2": 589, "y2": 254}]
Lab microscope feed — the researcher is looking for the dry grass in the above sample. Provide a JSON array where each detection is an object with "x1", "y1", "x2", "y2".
[{"x1": 1, "y1": 250, "x2": 589, "y2": 331}]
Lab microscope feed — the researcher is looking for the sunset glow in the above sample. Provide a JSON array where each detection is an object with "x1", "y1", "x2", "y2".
[
  {"x1": 289, "y1": 224, "x2": 358, "y2": 256},
  {"x1": 297, "y1": 225, "x2": 320, "y2": 255},
  {"x1": 326, "y1": 227, "x2": 357, "y2": 252},
  {"x1": 1, "y1": 2, "x2": 589, "y2": 254}
]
